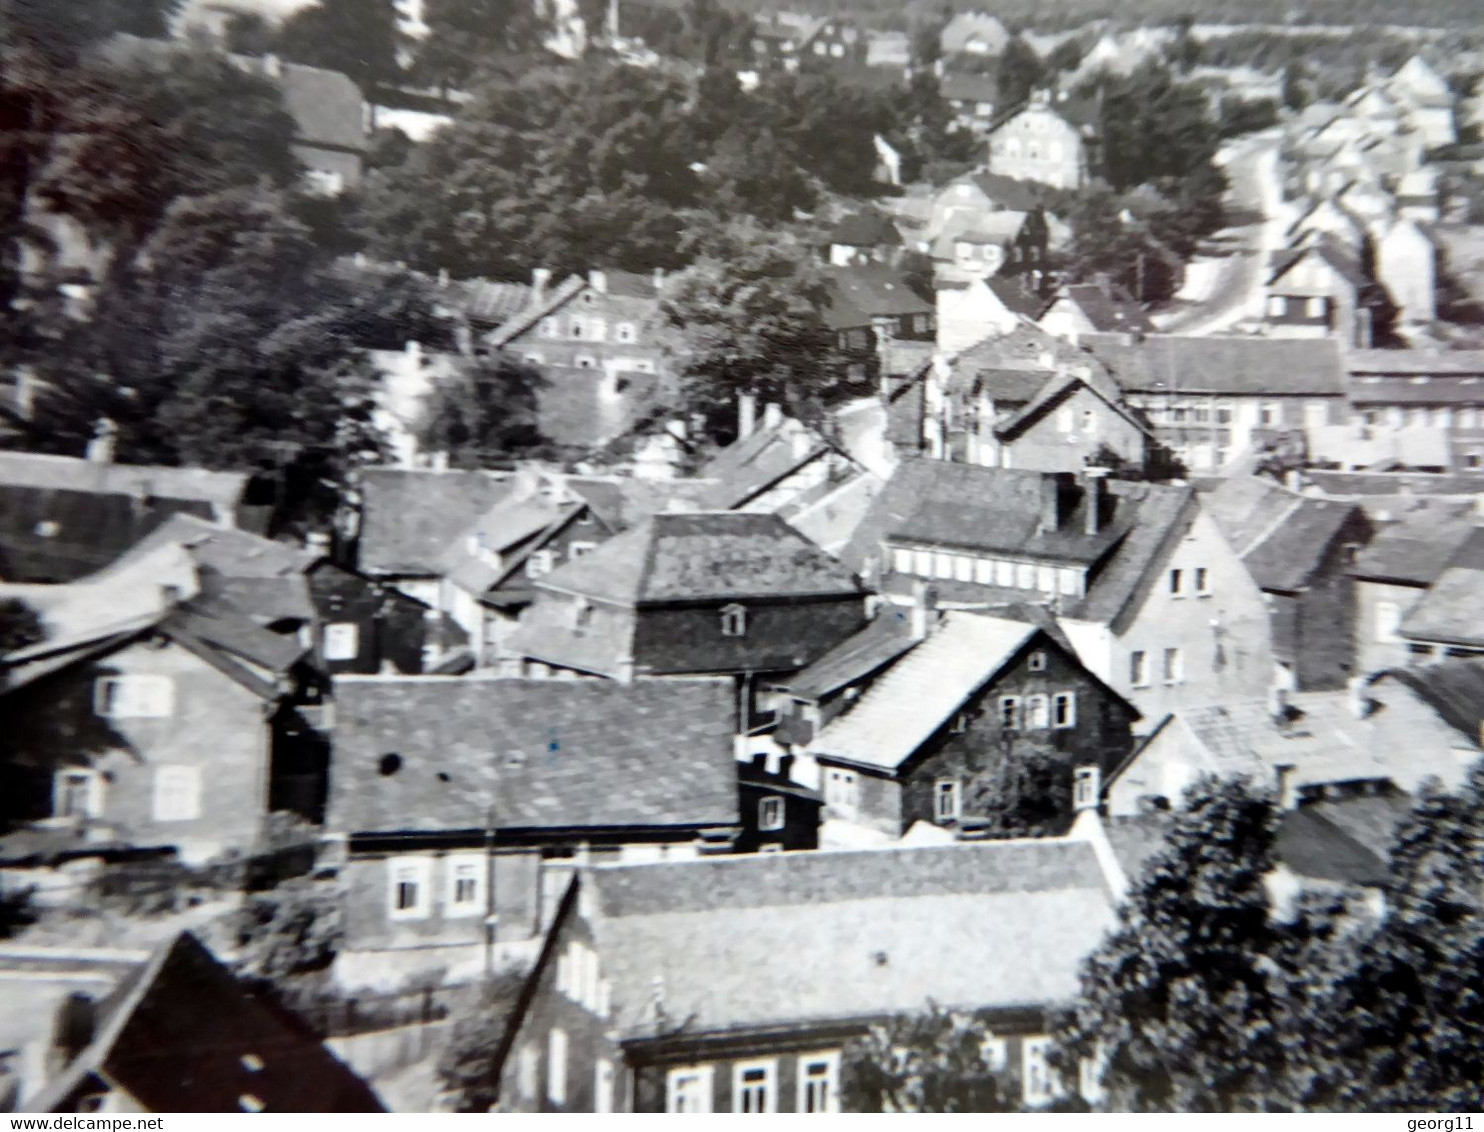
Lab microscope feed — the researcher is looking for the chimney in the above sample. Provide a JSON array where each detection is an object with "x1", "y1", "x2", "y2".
[
  {"x1": 1274, "y1": 762, "x2": 1297, "y2": 809},
  {"x1": 909, "y1": 580, "x2": 939, "y2": 640},
  {"x1": 1285, "y1": 468, "x2": 1303, "y2": 492},
  {"x1": 1347, "y1": 674, "x2": 1375, "y2": 719},
  {"x1": 1081, "y1": 466, "x2": 1108, "y2": 536},
  {"x1": 85, "y1": 418, "x2": 117, "y2": 464},
  {"x1": 437, "y1": 268, "x2": 450, "y2": 288},
  {"x1": 790, "y1": 423, "x2": 811, "y2": 460},
  {"x1": 532, "y1": 267, "x2": 552, "y2": 299},
  {"x1": 588, "y1": 269, "x2": 607, "y2": 294},
  {"x1": 1268, "y1": 684, "x2": 1290, "y2": 723},
  {"x1": 652, "y1": 267, "x2": 665, "y2": 294},
  {"x1": 779, "y1": 753, "x2": 795, "y2": 781},
  {"x1": 762, "y1": 402, "x2": 784, "y2": 431},
  {"x1": 262, "y1": 53, "x2": 282, "y2": 78},
  {"x1": 304, "y1": 531, "x2": 332, "y2": 556},
  {"x1": 1039, "y1": 472, "x2": 1075, "y2": 534},
  {"x1": 737, "y1": 391, "x2": 758, "y2": 440}
]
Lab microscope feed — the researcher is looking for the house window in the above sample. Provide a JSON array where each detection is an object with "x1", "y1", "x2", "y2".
[
  {"x1": 539, "y1": 317, "x2": 559, "y2": 339},
  {"x1": 892, "y1": 547, "x2": 914, "y2": 575},
  {"x1": 573, "y1": 599, "x2": 593, "y2": 633},
  {"x1": 587, "y1": 317, "x2": 608, "y2": 342},
  {"x1": 1058, "y1": 568, "x2": 1082, "y2": 596},
  {"x1": 667, "y1": 1066, "x2": 714, "y2": 1113},
  {"x1": 526, "y1": 550, "x2": 555, "y2": 578},
  {"x1": 798, "y1": 1053, "x2": 840, "y2": 1113},
  {"x1": 981, "y1": 1036, "x2": 1009, "y2": 1070},
  {"x1": 518, "y1": 1045, "x2": 539, "y2": 1099},
  {"x1": 1015, "y1": 562, "x2": 1036, "y2": 590},
  {"x1": 615, "y1": 322, "x2": 636, "y2": 343},
  {"x1": 933, "y1": 552, "x2": 955, "y2": 580},
  {"x1": 1260, "y1": 403, "x2": 1280, "y2": 427},
  {"x1": 935, "y1": 778, "x2": 960, "y2": 823},
  {"x1": 720, "y1": 603, "x2": 748, "y2": 638},
  {"x1": 1074, "y1": 766, "x2": 1100, "y2": 809},
  {"x1": 387, "y1": 856, "x2": 431, "y2": 920},
  {"x1": 995, "y1": 559, "x2": 1015, "y2": 587},
  {"x1": 152, "y1": 765, "x2": 201, "y2": 822},
  {"x1": 94, "y1": 675, "x2": 173, "y2": 718},
  {"x1": 825, "y1": 768, "x2": 859, "y2": 816},
  {"x1": 324, "y1": 622, "x2": 359, "y2": 661},
  {"x1": 1028, "y1": 650, "x2": 1047, "y2": 672},
  {"x1": 1026, "y1": 693, "x2": 1050, "y2": 729},
  {"x1": 1267, "y1": 295, "x2": 1288, "y2": 318},
  {"x1": 54, "y1": 768, "x2": 102, "y2": 819},
  {"x1": 595, "y1": 1059, "x2": 615, "y2": 1114},
  {"x1": 1053, "y1": 692, "x2": 1076, "y2": 728},
  {"x1": 733, "y1": 1059, "x2": 776, "y2": 1113},
  {"x1": 1036, "y1": 565, "x2": 1057, "y2": 594},
  {"x1": 524, "y1": 352, "x2": 544, "y2": 365},
  {"x1": 569, "y1": 317, "x2": 585, "y2": 339},
  {"x1": 1169, "y1": 568, "x2": 1183, "y2": 595},
  {"x1": 759, "y1": 795, "x2": 785, "y2": 832},
  {"x1": 1056, "y1": 407, "x2": 1074, "y2": 433},
  {"x1": 1023, "y1": 1037, "x2": 1058, "y2": 1106},
  {"x1": 1081, "y1": 409, "x2": 1097, "y2": 435},
  {"x1": 975, "y1": 558, "x2": 995, "y2": 585},
  {"x1": 1130, "y1": 650, "x2": 1149, "y2": 688},
  {"x1": 446, "y1": 854, "x2": 484, "y2": 917},
  {"x1": 547, "y1": 1029, "x2": 568, "y2": 1105},
  {"x1": 1195, "y1": 567, "x2": 1210, "y2": 595},
  {"x1": 954, "y1": 555, "x2": 974, "y2": 583},
  {"x1": 1375, "y1": 600, "x2": 1402, "y2": 643},
  {"x1": 1306, "y1": 297, "x2": 1326, "y2": 318},
  {"x1": 574, "y1": 354, "x2": 598, "y2": 369},
  {"x1": 999, "y1": 695, "x2": 1022, "y2": 730},
  {"x1": 568, "y1": 541, "x2": 597, "y2": 559},
  {"x1": 1163, "y1": 647, "x2": 1184, "y2": 685},
  {"x1": 913, "y1": 549, "x2": 934, "y2": 576}
]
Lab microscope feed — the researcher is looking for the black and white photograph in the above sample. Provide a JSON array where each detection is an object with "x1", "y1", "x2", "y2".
[{"x1": 2, "y1": 0, "x2": 1484, "y2": 1114}]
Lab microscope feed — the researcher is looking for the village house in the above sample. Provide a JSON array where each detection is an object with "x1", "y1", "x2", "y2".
[
  {"x1": 841, "y1": 459, "x2": 1277, "y2": 724},
  {"x1": 824, "y1": 264, "x2": 936, "y2": 356},
  {"x1": 1263, "y1": 238, "x2": 1392, "y2": 348},
  {"x1": 820, "y1": 211, "x2": 903, "y2": 268},
  {"x1": 1082, "y1": 333, "x2": 1348, "y2": 474},
  {"x1": 1384, "y1": 55, "x2": 1456, "y2": 149},
  {"x1": 693, "y1": 411, "x2": 861, "y2": 516},
  {"x1": 1202, "y1": 476, "x2": 1373, "y2": 692},
  {"x1": 736, "y1": 754, "x2": 822, "y2": 853},
  {"x1": 1394, "y1": 527, "x2": 1484, "y2": 661},
  {"x1": 1374, "y1": 216, "x2": 1437, "y2": 327},
  {"x1": 1347, "y1": 502, "x2": 1480, "y2": 675},
  {"x1": 324, "y1": 675, "x2": 739, "y2": 983},
  {"x1": 487, "y1": 836, "x2": 1116, "y2": 1112},
  {"x1": 926, "y1": 172, "x2": 1051, "y2": 248},
  {"x1": 750, "y1": 14, "x2": 825, "y2": 69},
  {"x1": 1343, "y1": 349, "x2": 1484, "y2": 472},
  {"x1": 1104, "y1": 678, "x2": 1479, "y2": 819},
  {"x1": 505, "y1": 511, "x2": 868, "y2": 728},
  {"x1": 933, "y1": 276, "x2": 1046, "y2": 355},
  {"x1": 930, "y1": 209, "x2": 1050, "y2": 285},
  {"x1": 0, "y1": 449, "x2": 259, "y2": 584},
  {"x1": 1038, "y1": 281, "x2": 1154, "y2": 343},
  {"x1": 939, "y1": 73, "x2": 1001, "y2": 135},
  {"x1": 939, "y1": 12, "x2": 1010, "y2": 59},
  {"x1": 986, "y1": 91, "x2": 1096, "y2": 191},
  {"x1": 3, "y1": 933, "x2": 383, "y2": 1113},
  {"x1": 798, "y1": 607, "x2": 1138, "y2": 841}
]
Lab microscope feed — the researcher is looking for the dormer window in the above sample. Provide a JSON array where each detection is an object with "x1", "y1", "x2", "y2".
[
  {"x1": 573, "y1": 599, "x2": 593, "y2": 633},
  {"x1": 720, "y1": 603, "x2": 747, "y2": 638},
  {"x1": 526, "y1": 550, "x2": 555, "y2": 578}
]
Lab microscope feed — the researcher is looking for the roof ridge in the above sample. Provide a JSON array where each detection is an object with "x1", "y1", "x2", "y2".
[{"x1": 1235, "y1": 492, "x2": 1306, "y2": 560}]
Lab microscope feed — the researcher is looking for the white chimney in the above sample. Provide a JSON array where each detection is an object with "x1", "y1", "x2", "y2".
[
  {"x1": 1268, "y1": 684, "x2": 1290, "y2": 722},
  {"x1": 1347, "y1": 674, "x2": 1375, "y2": 719},
  {"x1": 762, "y1": 402, "x2": 784, "y2": 431},
  {"x1": 737, "y1": 392, "x2": 758, "y2": 440},
  {"x1": 909, "y1": 581, "x2": 938, "y2": 640},
  {"x1": 262, "y1": 53, "x2": 282, "y2": 78},
  {"x1": 532, "y1": 267, "x2": 552, "y2": 299},
  {"x1": 1274, "y1": 763, "x2": 1298, "y2": 809},
  {"x1": 790, "y1": 424, "x2": 811, "y2": 460},
  {"x1": 588, "y1": 269, "x2": 608, "y2": 294},
  {"x1": 86, "y1": 418, "x2": 117, "y2": 464},
  {"x1": 652, "y1": 267, "x2": 666, "y2": 294}
]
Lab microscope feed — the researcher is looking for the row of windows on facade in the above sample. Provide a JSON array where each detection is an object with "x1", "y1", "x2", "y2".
[
  {"x1": 469, "y1": 537, "x2": 597, "y2": 580},
  {"x1": 1130, "y1": 398, "x2": 1320, "y2": 428},
  {"x1": 387, "y1": 853, "x2": 487, "y2": 921},
  {"x1": 991, "y1": 137, "x2": 1071, "y2": 163},
  {"x1": 890, "y1": 544, "x2": 1089, "y2": 598},
  {"x1": 1267, "y1": 295, "x2": 1331, "y2": 319},
  {"x1": 54, "y1": 764, "x2": 201, "y2": 822},
  {"x1": 537, "y1": 315, "x2": 640, "y2": 343},
  {"x1": 568, "y1": 600, "x2": 747, "y2": 637},
  {"x1": 825, "y1": 762, "x2": 1102, "y2": 825},
  {"x1": 1129, "y1": 646, "x2": 1184, "y2": 688},
  {"x1": 522, "y1": 351, "x2": 656, "y2": 375},
  {"x1": 953, "y1": 240, "x2": 1040, "y2": 266}
]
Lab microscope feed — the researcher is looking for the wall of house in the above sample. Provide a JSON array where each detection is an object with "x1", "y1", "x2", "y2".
[
  {"x1": 293, "y1": 144, "x2": 363, "y2": 192},
  {"x1": 1, "y1": 638, "x2": 272, "y2": 863},
  {"x1": 1286, "y1": 511, "x2": 1371, "y2": 691},
  {"x1": 1376, "y1": 226, "x2": 1436, "y2": 324},
  {"x1": 1002, "y1": 386, "x2": 1147, "y2": 474},
  {"x1": 1125, "y1": 393, "x2": 1343, "y2": 473},
  {"x1": 633, "y1": 596, "x2": 866, "y2": 677},
  {"x1": 1105, "y1": 717, "x2": 1206, "y2": 816},
  {"x1": 1265, "y1": 259, "x2": 1357, "y2": 344},
  {"x1": 736, "y1": 779, "x2": 821, "y2": 853},
  {"x1": 817, "y1": 762, "x2": 901, "y2": 837},
  {"x1": 310, "y1": 564, "x2": 430, "y2": 675},
  {"x1": 988, "y1": 107, "x2": 1084, "y2": 189},
  {"x1": 893, "y1": 639, "x2": 1138, "y2": 836},
  {"x1": 1352, "y1": 576, "x2": 1426, "y2": 676},
  {"x1": 1067, "y1": 508, "x2": 1277, "y2": 726},
  {"x1": 504, "y1": 286, "x2": 668, "y2": 377},
  {"x1": 935, "y1": 282, "x2": 1020, "y2": 355}
]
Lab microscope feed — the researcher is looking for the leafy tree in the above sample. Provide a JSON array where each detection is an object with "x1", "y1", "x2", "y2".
[
  {"x1": 0, "y1": 596, "x2": 44, "y2": 653},
  {"x1": 275, "y1": 0, "x2": 403, "y2": 95},
  {"x1": 1052, "y1": 777, "x2": 1288, "y2": 1112},
  {"x1": 1218, "y1": 97, "x2": 1280, "y2": 139},
  {"x1": 233, "y1": 878, "x2": 344, "y2": 981},
  {"x1": 841, "y1": 1003, "x2": 1015, "y2": 1112},
  {"x1": 1096, "y1": 63, "x2": 1221, "y2": 194},
  {"x1": 415, "y1": 0, "x2": 539, "y2": 92},
  {"x1": 415, "y1": 354, "x2": 548, "y2": 468},
  {"x1": 0, "y1": 884, "x2": 35, "y2": 939},
  {"x1": 970, "y1": 747, "x2": 1078, "y2": 838},
  {"x1": 0, "y1": 0, "x2": 183, "y2": 61},
  {"x1": 438, "y1": 971, "x2": 528, "y2": 1112},
  {"x1": 997, "y1": 35, "x2": 1045, "y2": 110}
]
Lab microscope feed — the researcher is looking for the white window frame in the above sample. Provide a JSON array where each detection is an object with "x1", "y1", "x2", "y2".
[
  {"x1": 1375, "y1": 600, "x2": 1402, "y2": 643},
  {"x1": 892, "y1": 547, "x2": 914, "y2": 575},
  {"x1": 1022, "y1": 1037, "x2": 1058, "y2": 1106},
  {"x1": 568, "y1": 317, "x2": 585, "y2": 339},
  {"x1": 574, "y1": 354, "x2": 598, "y2": 370},
  {"x1": 1058, "y1": 568, "x2": 1082, "y2": 596},
  {"x1": 732, "y1": 1058, "x2": 777, "y2": 1113},
  {"x1": 796, "y1": 1051, "x2": 840, "y2": 1113},
  {"x1": 758, "y1": 795, "x2": 785, "y2": 832},
  {"x1": 666, "y1": 1065, "x2": 714, "y2": 1113},
  {"x1": 1073, "y1": 766, "x2": 1100, "y2": 809},
  {"x1": 934, "y1": 778, "x2": 961, "y2": 823},
  {"x1": 387, "y1": 855, "x2": 432, "y2": 921},
  {"x1": 1025, "y1": 693, "x2": 1050, "y2": 729},
  {"x1": 1163, "y1": 647, "x2": 1185, "y2": 685},
  {"x1": 615, "y1": 321, "x2": 636, "y2": 343},
  {"x1": 913, "y1": 548, "x2": 934, "y2": 576},
  {"x1": 539, "y1": 317, "x2": 559, "y2": 339},
  {"x1": 1036, "y1": 564, "x2": 1057, "y2": 594},
  {"x1": 54, "y1": 768, "x2": 103, "y2": 819},
  {"x1": 1053, "y1": 692, "x2": 1076, "y2": 729},
  {"x1": 445, "y1": 853, "x2": 485, "y2": 918},
  {"x1": 518, "y1": 1043, "x2": 540, "y2": 1099},
  {"x1": 152, "y1": 764, "x2": 202, "y2": 822},
  {"x1": 995, "y1": 559, "x2": 1015, "y2": 587},
  {"x1": 1028, "y1": 650, "x2": 1047, "y2": 672},
  {"x1": 1130, "y1": 650, "x2": 1149, "y2": 688},
  {"x1": 526, "y1": 549, "x2": 556, "y2": 578},
  {"x1": 1195, "y1": 567, "x2": 1210, "y2": 595},
  {"x1": 547, "y1": 1028, "x2": 568, "y2": 1105},
  {"x1": 824, "y1": 768, "x2": 858, "y2": 817},
  {"x1": 595, "y1": 1058, "x2": 615, "y2": 1114},
  {"x1": 720, "y1": 603, "x2": 748, "y2": 638},
  {"x1": 1266, "y1": 295, "x2": 1288, "y2": 318},
  {"x1": 999, "y1": 695, "x2": 1023, "y2": 730},
  {"x1": 1169, "y1": 568, "x2": 1183, "y2": 596},
  {"x1": 93, "y1": 675, "x2": 174, "y2": 719},
  {"x1": 1015, "y1": 562, "x2": 1035, "y2": 590},
  {"x1": 933, "y1": 551, "x2": 955, "y2": 580},
  {"x1": 568, "y1": 540, "x2": 597, "y2": 559},
  {"x1": 323, "y1": 622, "x2": 359, "y2": 661}
]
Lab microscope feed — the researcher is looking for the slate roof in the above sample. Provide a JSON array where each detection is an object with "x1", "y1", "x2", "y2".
[
  {"x1": 531, "y1": 511, "x2": 863, "y2": 605},
  {"x1": 1203, "y1": 477, "x2": 1361, "y2": 593},
  {"x1": 161, "y1": 596, "x2": 308, "y2": 692},
  {"x1": 994, "y1": 373, "x2": 1153, "y2": 444},
  {"x1": 784, "y1": 609, "x2": 921, "y2": 700},
  {"x1": 30, "y1": 933, "x2": 382, "y2": 1113},
  {"x1": 825, "y1": 211, "x2": 903, "y2": 248},
  {"x1": 825, "y1": 265, "x2": 933, "y2": 329},
  {"x1": 586, "y1": 837, "x2": 1115, "y2": 1039},
  {"x1": 454, "y1": 278, "x2": 535, "y2": 327},
  {"x1": 0, "y1": 451, "x2": 247, "y2": 508},
  {"x1": 811, "y1": 613, "x2": 1040, "y2": 771},
  {"x1": 1349, "y1": 512, "x2": 1478, "y2": 586},
  {"x1": 1398, "y1": 557, "x2": 1484, "y2": 648},
  {"x1": 1052, "y1": 283, "x2": 1155, "y2": 333},
  {"x1": 356, "y1": 468, "x2": 512, "y2": 575},
  {"x1": 959, "y1": 172, "x2": 1048, "y2": 212},
  {"x1": 1275, "y1": 796, "x2": 1407, "y2": 886},
  {"x1": 987, "y1": 277, "x2": 1050, "y2": 319},
  {"x1": 940, "y1": 73, "x2": 1000, "y2": 105},
  {"x1": 1381, "y1": 658, "x2": 1484, "y2": 742},
  {"x1": 327, "y1": 676, "x2": 739, "y2": 835},
  {"x1": 1081, "y1": 333, "x2": 1347, "y2": 398},
  {"x1": 438, "y1": 485, "x2": 584, "y2": 595},
  {"x1": 1347, "y1": 375, "x2": 1484, "y2": 405},
  {"x1": 695, "y1": 421, "x2": 831, "y2": 510},
  {"x1": 275, "y1": 60, "x2": 366, "y2": 153},
  {"x1": 1267, "y1": 238, "x2": 1370, "y2": 293}
]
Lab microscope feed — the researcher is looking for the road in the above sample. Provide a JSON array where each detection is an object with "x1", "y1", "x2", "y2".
[{"x1": 1154, "y1": 129, "x2": 1285, "y2": 337}]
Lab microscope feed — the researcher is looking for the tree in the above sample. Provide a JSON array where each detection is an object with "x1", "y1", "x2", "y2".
[
  {"x1": 0, "y1": 884, "x2": 35, "y2": 939},
  {"x1": 1052, "y1": 777, "x2": 1288, "y2": 1112},
  {"x1": 416, "y1": 0, "x2": 539, "y2": 92},
  {"x1": 437, "y1": 972, "x2": 528, "y2": 1111},
  {"x1": 662, "y1": 222, "x2": 854, "y2": 445},
  {"x1": 970, "y1": 747, "x2": 1078, "y2": 838},
  {"x1": 0, "y1": 597, "x2": 44, "y2": 654},
  {"x1": 997, "y1": 35, "x2": 1045, "y2": 110},
  {"x1": 233, "y1": 878, "x2": 344, "y2": 981},
  {"x1": 275, "y1": 0, "x2": 403, "y2": 95},
  {"x1": 415, "y1": 354, "x2": 549, "y2": 468},
  {"x1": 841, "y1": 1003, "x2": 1015, "y2": 1112}
]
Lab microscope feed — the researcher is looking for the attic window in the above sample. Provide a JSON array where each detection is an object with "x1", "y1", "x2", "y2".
[
  {"x1": 720, "y1": 603, "x2": 748, "y2": 638},
  {"x1": 1028, "y1": 650, "x2": 1047, "y2": 672},
  {"x1": 34, "y1": 519, "x2": 59, "y2": 537},
  {"x1": 506, "y1": 750, "x2": 527, "y2": 769},
  {"x1": 378, "y1": 753, "x2": 402, "y2": 776}
]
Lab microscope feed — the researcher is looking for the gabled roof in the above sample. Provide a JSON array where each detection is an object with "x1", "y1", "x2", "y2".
[
  {"x1": 30, "y1": 932, "x2": 383, "y2": 1113},
  {"x1": 1275, "y1": 796, "x2": 1404, "y2": 886},
  {"x1": 825, "y1": 264, "x2": 933, "y2": 328},
  {"x1": 1398, "y1": 548, "x2": 1484, "y2": 648},
  {"x1": 585, "y1": 836, "x2": 1115, "y2": 1039},
  {"x1": 438, "y1": 485, "x2": 585, "y2": 596},
  {"x1": 957, "y1": 171, "x2": 1048, "y2": 213},
  {"x1": 993, "y1": 372, "x2": 1152, "y2": 444},
  {"x1": 1349, "y1": 511, "x2": 1478, "y2": 585},
  {"x1": 327, "y1": 676, "x2": 739, "y2": 836},
  {"x1": 1379, "y1": 658, "x2": 1484, "y2": 743},
  {"x1": 486, "y1": 274, "x2": 588, "y2": 348},
  {"x1": 1050, "y1": 283, "x2": 1155, "y2": 334},
  {"x1": 695, "y1": 420, "x2": 832, "y2": 511},
  {"x1": 783, "y1": 609, "x2": 921, "y2": 700},
  {"x1": 940, "y1": 12, "x2": 1009, "y2": 55},
  {"x1": 986, "y1": 277, "x2": 1050, "y2": 319},
  {"x1": 931, "y1": 211, "x2": 1030, "y2": 260},
  {"x1": 273, "y1": 59, "x2": 366, "y2": 153},
  {"x1": 531, "y1": 511, "x2": 863, "y2": 605},
  {"x1": 825, "y1": 211, "x2": 903, "y2": 248},
  {"x1": 355, "y1": 467, "x2": 512, "y2": 576},
  {"x1": 811, "y1": 612, "x2": 1038, "y2": 771},
  {"x1": 1347, "y1": 349, "x2": 1484, "y2": 378},
  {"x1": 1081, "y1": 333, "x2": 1347, "y2": 398},
  {"x1": 1203, "y1": 477, "x2": 1363, "y2": 593},
  {"x1": 0, "y1": 451, "x2": 247, "y2": 509},
  {"x1": 453, "y1": 278, "x2": 535, "y2": 327},
  {"x1": 1267, "y1": 237, "x2": 1369, "y2": 293},
  {"x1": 940, "y1": 72, "x2": 1000, "y2": 104}
]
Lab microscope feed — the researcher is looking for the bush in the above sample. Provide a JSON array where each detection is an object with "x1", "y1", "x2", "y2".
[
  {"x1": 438, "y1": 972, "x2": 530, "y2": 1112},
  {"x1": 233, "y1": 876, "x2": 344, "y2": 981}
]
